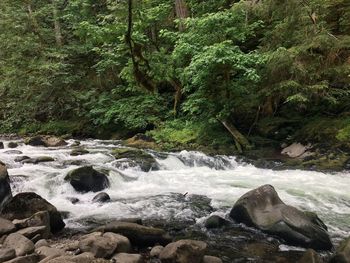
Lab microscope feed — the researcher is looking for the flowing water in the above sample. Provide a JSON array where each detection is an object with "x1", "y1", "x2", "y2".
[{"x1": 0, "y1": 139, "x2": 349, "y2": 254}]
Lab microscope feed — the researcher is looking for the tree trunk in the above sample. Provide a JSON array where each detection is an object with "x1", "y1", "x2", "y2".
[
  {"x1": 175, "y1": 0, "x2": 189, "y2": 31},
  {"x1": 220, "y1": 119, "x2": 251, "y2": 153},
  {"x1": 52, "y1": 0, "x2": 63, "y2": 47},
  {"x1": 26, "y1": 2, "x2": 43, "y2": 43}
]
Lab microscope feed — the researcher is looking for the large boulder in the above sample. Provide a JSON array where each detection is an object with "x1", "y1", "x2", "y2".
[
  {"x1": 97, "y1": 221, "x2": 172, "y2": 247},
  {"x1": 1, "y1": 192, "x2": 65, "y2": 233},
  {"x1": 65, "y1": 166, "x2": 110, "y2": 193},
  {"x1": 330, "y1": 237, "x2": 350, "y2": 263},
  {"x1": 229, "y1": 185, "x2": 332, "y2": 250},
  {"x1": 0, "y1": 142, "x2": 4, "y2": 149},
  {"x1": 3, "y1": 233, "x2": 35, "y2": 256},
  {"x1": 159, "y1": 239, "x2": 207, "y2": 263},
  {"x1": 112, "y1": 148, "x2": 159, "y2": 172},
  {"x1": 0, "y1": 217, "x2": 16, "y2": 236},
  {"x1": 0, "y1": 161, "x2": 12, "y2": 211},
  {"x1": 25, "y1": 136, "x2": 67, "y2": 147},
  {"x1": 0, "y1": 248, "x2": 16, "y2": 262}
]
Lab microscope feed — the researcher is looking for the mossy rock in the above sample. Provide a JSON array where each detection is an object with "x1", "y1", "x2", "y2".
[{"x1": 112, "y1": 148, "x2": 159, "y2": 172}]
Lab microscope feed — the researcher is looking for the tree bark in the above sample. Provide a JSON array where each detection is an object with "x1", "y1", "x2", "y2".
[
  {"x1": 220, "y1": 119, "x2": 251, "y2": 153},
  {"x1": 52, "y1": 0, "x2": 63, "y2": 47},
  {"x1": 175, "y1": 0, "x2": 189, "y2": 31}
]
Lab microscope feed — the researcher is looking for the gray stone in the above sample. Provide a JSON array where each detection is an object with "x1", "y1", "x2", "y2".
[
  {"x1": 22, "y1": 157, "x2": 55, "y2": 164},
  {"x1": 13, "y1": 211, "x2": 51, "y2": 233},
  {"x1": 159, "y1": 239, "x2": 207, "y2": 263},
  {"x1": 14, "y1": 156, "x2": 30, "y2": 163},
  {"x1": 103, "y1": 232, "x2": 131, "y2": 253},
  {"x1": 204, "y1": 215, "x2": 230, "y2": 229},
  {"x1": 35, "y1": 246, "x2": 64, "y2": 260},
  {"x1": 7, "y1": 142, "x2": 18, "y2": 149},
  {"x1": 4, "y1": 233, "x2": 35, "y2": 256},
  {"x1": 0, "y1": 248, "x2": 15, "y2": 262},
  {"x1": 203, "y1": 255, "x2": 223, "y2": 263},
  {"x1": 78, "y1": 232, "x2": 117, "y2": 258},
  {"x1": 17, "y1": 226, "x2": 50, "y2": 240},
  {"x1": 97, "y1": 221, "x2": 171, "y2": 247},
  {"x1": 0, "y1": 218, "x2": 15, "y2": 236},
  {"x1": 229, "y1": 185, "x2": 332, "y2": 250},
  {"x1": 35, "y1": 239, "x2": 49, "y2": 249},
  {"x1": 150, "y1": 246, "x2": 163, "y2": 257},
  {"x1": 112, "y1": 253, "x2": 143, "y2": 263},
  {"x1": 0, "y1": 161, "x2": 12, "y2": 211},
  {"x1": 92, "y1": 193, "x2": 110, "y2": 203},
  {"x1": 4, "y1": 254, "x2": 39, "y2": 263}
]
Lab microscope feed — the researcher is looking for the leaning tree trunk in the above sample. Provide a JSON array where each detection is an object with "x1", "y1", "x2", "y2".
[{"x1": 220, "y1": 119, "x2": 251, "y2": 153}]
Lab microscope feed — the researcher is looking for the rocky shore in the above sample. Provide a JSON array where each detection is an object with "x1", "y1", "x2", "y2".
[{"x1": 0, "y1": 135, "x2": 349, "y2": 262}]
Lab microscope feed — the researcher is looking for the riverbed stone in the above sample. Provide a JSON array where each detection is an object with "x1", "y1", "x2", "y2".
[
  {"x1": 202, "y1": 256, "x2": 223, "y2": 263},
  {"x1": 14, "y1": 156, "x2": 30, "y2": 163},
  {"x1": 330, "y1": 237, "x2": 350, "y2": 263},
  {"x1": 7, "y1": 142, "x2": 18, "y2": 149},
  {"x1": 25, "y1": 136, "x2": 67, "y2": 147},
  {"x1": 1, "y1": 192, "x2": 65, "y2": 233},
  {"x1": 0, "y1": 218, "x2": 15, "y2": 236},
  {"x1": 0, "y1": 143, "x2": 3, "y2": 149},
  {"x1": 35, "y1": 239, "x2": 49, "y2": 249},
  {"x1": 4, "y1": 254, "x2": 39, "y2": 263},
  {"x1": 3, "y1": 233, "x2": 35, "y2": 256},
  {"x1": 4, "y1": 150, "x2": 22, "y2": 155},
  {"x1": 297, "y1": 249, "x2": 321, "y2": 263},
  {"x1": 13, "y1": 211, "x2": 51, "y2": 231},
  {"x1": 150, "y1": 245, "x2": 164, "y2": 257},
  {"x1": 204, "y1": 215, "x2": 230, "y2": 229},
  {"x1": 35, "y1": 246, "x2": 65, "y2": 260},
  {"x1": 92, "y1": 192, "x2": 110, "y2": 203},
  {"x1": 79, "y1": 232, "x2": 119, "y2": 258},
  {"x1": 97, "y1": 221, "x2": 172, "y2": 247},
  {"x1": 17, "y1": 226, "x2": 50, "y2": 240},
  {"x1": 112, "y1": 148, "x2": 159, "y2": 172},
  {"x1": 229, "y1": 184, "x2": 332, "y2": 250},
  {"x1": 70, "y1": 148, "x2": 89, "y2": 156},
  {"x1": 65, "y1": 166, "x2": 109, "y2": 193},
  {"x1": 112, "y1": 253, "x2": 143, "y2": 263},
  {"x1": 159, "y1": 239, "x2": 207, "y2": 263},
  {"x1": 0, "y1": 248, "x2": 16, "y2": 262},
  {"x1": 0, "y1": 161, "x2": 12, "y2": 212}
]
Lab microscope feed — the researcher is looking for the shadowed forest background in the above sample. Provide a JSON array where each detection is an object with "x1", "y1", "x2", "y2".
[{"x1": 1, "y1": 0, "x2": 350, "y2": 154}]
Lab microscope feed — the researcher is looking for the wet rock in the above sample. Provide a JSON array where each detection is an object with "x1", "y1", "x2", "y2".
[
  {"x1": 112, "y1": 148, "x2": 159, "y2": 172},
  {"x1": 3, "y1": 233, "x2": 35, "y2": 256},
  {"x1": 25, "y1": 136, "x2": 67, "y2": 147},
  {"x1": 79, "y1": 232, "x2": 129, "y2": 258},
  {"x1": 112, "y1": 253, "x2": 143, "y2": 263},
  {"x1": 0, "y1": 217, "x2": 15, "y2": 236},
  {"x1": 3, "y1": 150, "x2": 22, "y2": 155},
  {"x1": 203, "y1": 255, "x2": 223, "y2": 263},
  {"x1": 4, "y1": 254, "x2": 39, "y2": 263},
  {"x1": 97, "y1": 221, "x2": 172, "y2": 247},
  {"x1": 67, "y1": 197, "x2": 80, "y2": 204},
  {"x1": 22, "y1": 157, "x2": 55, "y2": 164},
  {"x1": 297, "y1": 249, "x2": 321, "y2": 263},
  {"x1": 63, "y1": 160, "x2": 89, "y2": 166},
  {"x1": 0, "y1": 248, "x2": 16, "y2": 262},
  {"x1": 24, "y1": 136, "x2": 46, "y2": 147},
  {"x1": 7, "y1": 142, "x2": 18, "y2": 149},
  {"x1": 70, "y1": 148, "x2": 89, "y2": 156},
  {"x1": 281, "y1": 143, "x2": 312, "y2": 158},
  {"x1": 229, "y1": 185, "x2": 332, "y2": 250},
  {"x1": 17, "y1": 226, "x2": 50, "y2": 240},
  {"x1": 150, "y1": 246, "x2": 164, "y2": 257},
  {"x1": 14, "y1": 156, "x2": 30, "y2": 163},
  {"x1": 92, "y1": 192, "x2": 110, "y2": 203},
  {"x1": 13, "y1": 211, "x2": 51, "y2": 231},
  {"x1": 0, "y1": 161, "x2": 12, "y2": 211},
  {"x1": 65, "y1": 166, "x2": 110, "y2": 193},
  {"x1": 330, "y1": 237, "x2": 350, "y2": 263},
  {"x1": 0, "y1": 142, "x2": 3, "y2": 149},
  {"x1": 204, "y1": 215, "x2": 230, "y2": 229},
  {"x1": 1, "y1": 192, "x2": 65, "y2": 233},
  {"x1": 159, "y1": 239, "x2": 207, "y2": 263},
  {"x1": 124, "y1": 133, "x2": 158, "y2": 150}
]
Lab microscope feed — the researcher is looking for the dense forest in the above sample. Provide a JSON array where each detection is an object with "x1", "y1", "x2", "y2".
[{"x1": 1, "y1": 0, "x2": 350, "y2": 154}]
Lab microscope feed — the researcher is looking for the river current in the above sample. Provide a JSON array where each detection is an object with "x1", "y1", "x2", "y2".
[{"x1": 0, "y1": 139, "x2": 349, "y2": 248}]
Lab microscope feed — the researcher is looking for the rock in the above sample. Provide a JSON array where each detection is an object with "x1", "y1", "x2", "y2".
[
  {"x1": 112, "y1": 148, "x2": 158, "y2": 172},
  {"x1": 229, "y1": 185, "x2": 332, "y2": 250},
  {"x1": 112, "y1": 253, "x2": 143, "y2": 263},
  {"x1": 78, "y1": 232, "x2": 123, "y2": 258},
  {"x1": 3, "y1": 151, "x2": 22, "y2": 155},
  {"x1": 1, "y1": 192, "x2": 65, "y2": 233},
  {"x1": 70, "y1": 148, "x2": 89, "y2": 156},
  {"x1": 35, "y1": 239, "x2": 49, "y2": 249},
  {"x1": 297, "y1": 249, "x2": 321, "y2": 263},
  {"x1": 97, "y1": 221, "x2": 171, "y2": 247},
  {"x1": 13, "y1": 211, "x2": 51, "y2": 232},
  {"x1": 330, "y1": 237, "x2": 350, "y2": 263},
  {"x1": 0, "y1": 143, "x2": 3, "y2": 149},
  {"x1": 150, "y1": 246, "x2": 164, "y2": 257},
  {"x1": 159, "y1": 239, "x2": 207, "y2": 263},
  {"x1": 203, "y1": 256, "x2": 223, "y2": 263},
  {"x1": 17, "y1": 226, "x2": 50, "y2": 240},
  {"x1": 22, "y1": 157, "x2": 55, "y2": 164},
  {"x1": 67, "y1": 197, "x2": 80, "y2": 204},
  {"x1": 65, "y1": 166, "x2": 110, "y2": 193},
  {"x1": 35, "y1": 246, "x2": 64, "y2": 260},
  {"x1": 3, "y1": 233, "x2": 35, "y2": 256},
  {"x1": 0, "y1": 218, "x2": 15, "y2": 236},
  {"x1": 92, "y1": 193, "x2": 110, "y2": 203},
  {"x1": 14, "y1": 156, "x2": 30, "y2": 163},
  {"x1": 281, "y1": 143, "x2": 312, "y2": 158},
  {"x1": 204, "y1": 215, "x2": 230, "y2": 229},
  {"x1": 25, "y1": 136, "x2": 67, "y2": 147},
  {"x1": 7, "y1": 142, "x2": 18, "y2": 149},
  {"x1": 4, "y1": 254, "x2": 39, "y2": 263},
  {"x1": 0, "y1": 248, "x2": 16, "y2": 262},
  {"x1": 124, "y1": 134, "x2": 158, "y2": 150},
  {"x1": 0, "y1": 161, "x2": 12, "y2": 211}
]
